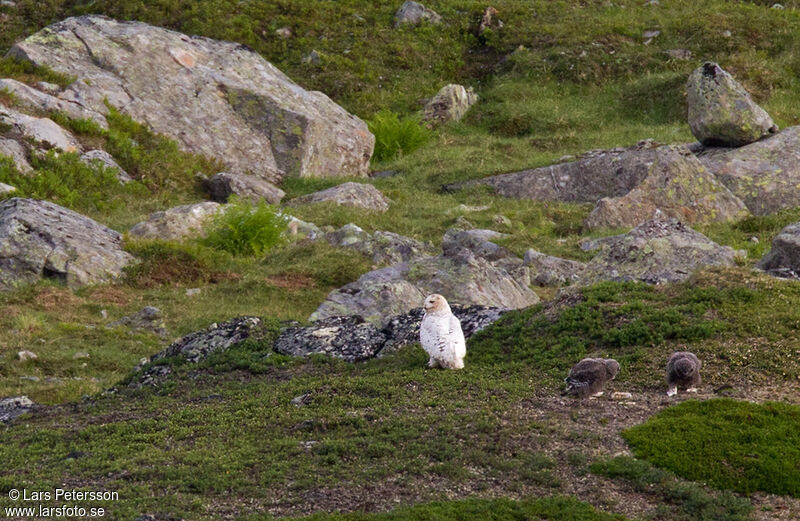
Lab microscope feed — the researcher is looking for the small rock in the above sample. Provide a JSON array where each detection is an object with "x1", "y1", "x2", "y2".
[
  {"x1": 665, "y1": 48, "x2": 692, "y2": 61},
  {"x1": 643, "y1": 30, "x2": 660, "y2": 39},
  {"x1": 772, "y1": 3, "x2": 784, "y2": 9},
  {"x1": 16, "y1": 350, "x2": 37, "y2": 361},
  {"x1": 422, "y1": 84, "x2": 478, "y2": 126},
  {"x1": 207, "y1": 172, "x2": 284, "y2": 205},
  {"x1": 611, "y1": 392, "x2": 633, "y2": 400},
  {"x1": 275, "y1": 26, "x2": 292, "y2": 38},
  {"x1": 453, "y1": 216, "x2": 474, "y2": 230},
  {"x1": 302, "y1": 50, "x2": 322, "y2": 66},
  {"x1": 493, "y1": 214, "x2": 512, "y2": 228},
  {"x1": 0, "y1": 182, "x2": 16, "y2": 195},
  {"x1": 722, "y1": 30, "x2": 732, "y2": 37},
  {"x1": 287, "y1": 182, "x2": 390, "y2": 212},
  {"x1": 394, "y1": 1, "x2": 442, "y2": 26},
  {"x1": 108, "y1": 306, "x2": 168, "y2": 338},
  {"x1": 73, "y1": 352, "x2": 90, "y2": 359},
  {"x1": 80, "y1": 150, "x2": 132, "y2": 184},
  {"x1": 34, "y1": 81, "x2": 60, "y2": 94},
  {"x1": 186, "y1": 288, "x2": 201, "y2": 297},
  {"x1": 129, "y1": 202, "x2": 222, "y2": 241},
  {"x1": 749, "y1": 236, "x2": 759, "y2": 244},
  {"x1": 291, "y1": 393, "x2": 313, "y2": 407},
  {"x1": 19, "y1": 376, "x2": 39, "y2": 382}
]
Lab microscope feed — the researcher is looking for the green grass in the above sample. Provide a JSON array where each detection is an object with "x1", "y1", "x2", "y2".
[
  {"x1": 368, "y1": 110, "x2": 430, "y2": 162},
  {"x1": 623, "y1": 399, "x2": 800, "y2": 497},
  {"x1": 591, "y1": 456, "x2": 752, "y2": 521},
  {"x1": 202, "y1": 197, "x2": 289, "y2": 256},
  {"x1": 274, "y1": 497, "x2": 626, "y2": 521}
]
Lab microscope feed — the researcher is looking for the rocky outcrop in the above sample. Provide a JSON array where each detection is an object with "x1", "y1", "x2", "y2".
[
  {"x1": 129, "y1": 202, "x2": 221, "y2": 241},
  {"x1": 686, "y1": 62, "x2": 776, "y2": 147},
  {"x1": 287, "y1": 182, "x2": 390, "y2": 212},
  {"x1": 523, "y1": 249, "x2": 587, "y2": 287},
  {"x1": 0, "y1": 78, "x2": 107, "y2": 128},
  {"x1": 207, "y1": 172, "x2": 284, "y2": 205},
  {"x1": 10, "y1": 15, "x2": 374, "y2": 182},
  {"x1": 584, "y1": 145, "x2": 749, "y2": 230},
  {"x1": 0, "y1": 137, "x2": 32, "y2": 174},
  {"x1": 0, "y1": 198, "x2": 134, "y2": 289},
  {"x1": 445, "y1": 140, "x2": 660, "y2": 203},
  {"x1": 696, "y1": 127, "x2": 800, "y2": 216},
  {"x1": 0, "y1": 396, "x2": 35, "y2": 423},
  {"x1": 311, "y1": 246, "x2": 539, "y2": 325},
  {"x1": 757, "y1": 222, "x2": 800, "y2": 279},
  {"x1": 108, "y1": 306, "x2": 167, "y2": 338},
  {"x1": 422, "y1": 84, "x2": 478, "y2": 126},
  {"x1": 80, "y1": 150, "x2": 131, "y2": 183},
  {"x1": 394, "y1": 1, "x2": 442, "y2": 26},
  {"x1": 325, "y1": 223, "x2": 436, "y2": 265},
  {"x1": 582, "y1": 216, "x2": 742, "y2": 284},
  {"x1": 0, "y1": 105, "x2": 81, "y2": 152}
]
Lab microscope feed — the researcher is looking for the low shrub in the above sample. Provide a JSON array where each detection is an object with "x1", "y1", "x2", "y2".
[
  {"x1": 368, "y1": 110, "x2": 430, "y2": 162},
  {"x1": 202, "y1": 197, "x2": 289, "y2": 256}
]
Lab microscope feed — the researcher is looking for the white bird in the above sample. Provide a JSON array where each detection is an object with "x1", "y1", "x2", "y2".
[{"x1": 419, "y1": 294, "x2": 466, "y2": 369}]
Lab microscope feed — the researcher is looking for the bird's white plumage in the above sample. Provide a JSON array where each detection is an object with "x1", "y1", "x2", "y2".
[{"x1": 420, "y1": 294, "x2": 466, "y2": 369}]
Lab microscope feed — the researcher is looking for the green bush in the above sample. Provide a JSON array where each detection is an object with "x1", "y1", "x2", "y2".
[
  {"x1": 203, "y1": 197, "x2": 289, "y2": 256},
  {"x1": 368, "y1": 110, "x2": 430, "y2": 162},
  {"x1": 0, "y1": 150, "x2": 146, "y2": 212},
  {"x1": 623, "y1": 399, "x2": 800, "y2": 497}
]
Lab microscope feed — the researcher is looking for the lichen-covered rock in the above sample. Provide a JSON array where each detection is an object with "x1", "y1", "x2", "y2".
[
  {"x1": 422, "y1": 84, "x2": 478, "y2": 125},
  {"x1": 287, "y1": 182, "x2": 390, "y2": 212},
  {"x1": 80, "y1": 149, "x2": 131, "y2": 183},
  {"x1": 207, "y1": 172, "x2": 284, "y2": 205},
  {"x1": 10, "y1": 15, "x2": 374, "y2": 181},
  {"x1": 0, "y1": 78, "x2": 107, "y2": 128},
  {"x1": 394, "y1": 1, "x2": 442, "y2": 26},
  {"x1": 275, "y1": 315, "x2": 386, "y2": 362},
  {"x1": 325, "y1": 223, "x2": 436, "y2": 265},
  {"x1": 0, "y1": 137, "x2": 32, "y2": 174},
  {"x1": 108, "y1": 306, "x2": 167, "y2": 338},
  {"x1": 582, "y1": 217, "x2": 742, "y2": 284},
  {"x1": 442, "y1": 228, "x2": 512, "y2": 261},
  {"x1": 757, "y1": 222, "x2": 800, "y2": 278},
  {"x1": 0, "y1": 396, "x2": 35, "y2": 423},
  {"x1": 129, "y1": 202, "x2": 221, "y2": 241},
  {"x1": 686, "y1": 62, "x2": 777, "y2": 147},
  {"x1": 445, "y1": 140, "x2": 660, "y2": 202},
  {"x1": 696, "y1": 126, "x2": 800, "y2": 216},
  {"x1": 523, "y1": 249, "x2": 587, "y2": 287},
  {"x1": 0, "y1": 198, "x2": 134, "y2": 289},
  {"x1": 584, "y1": 145, "x2": 749, "y2": 230},
  {"x1": 310, "y1": 248, "x2": 538, "y2": 325},
  {"x1": 0, "y1": 105, "x2": 81, "y2": 152}
]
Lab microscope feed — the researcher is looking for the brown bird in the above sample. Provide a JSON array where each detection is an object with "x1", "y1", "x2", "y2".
[
  {"x1": 562, "y1": 358, "x2": 620, "y2": 398},
  {"x1": 666, "y1": 351, "x2": 701, "y2": 397}
]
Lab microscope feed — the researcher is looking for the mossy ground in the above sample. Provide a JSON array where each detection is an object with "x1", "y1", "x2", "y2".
[{"x1": 0, "y1": 0, "x2": 799, "y2": 519}]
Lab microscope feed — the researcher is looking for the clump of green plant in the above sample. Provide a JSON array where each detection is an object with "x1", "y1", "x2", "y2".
[
  {"x1": 0, "y1": 56, "x2": 74, "y2": 87},
  {"x1": 368, "y1": 110, "x2": 430, "y2": 162},
  {"x1": 203, "y1": 197, "x2": 289, "y2": 256},
  {"x1": 48, "y1": 112, "x2": 105, "y2": 137},
  {"x1": 591, "y1": 456, "x2": 752, "y2": 521},
  {"x1": 0, "y1": 150, "x2": 146, "y2": 212},
  {"x1": 622, "y1": 399, "x2": 800, "y2": 498}
]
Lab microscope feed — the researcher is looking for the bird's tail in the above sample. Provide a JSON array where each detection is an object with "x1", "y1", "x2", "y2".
[{"x1": 562, "y1": 378, "x2": 587, "y2": 396}]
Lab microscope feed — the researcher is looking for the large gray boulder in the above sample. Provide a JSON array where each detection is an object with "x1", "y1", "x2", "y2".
[
  {"x1": 445, "y1": 140, "x2": 661, "y2": 203},
  {"x1": 0, "y1": 198, "x2": 134, "y2": 289},
  {"x1": 523, "y1": 249, "x2": 587, "y2": 287},
  {"x1": 757, "y1": 222, "x2": 800, "y2": 278},
  {"x1": 696, "y1": 126, "x2": 800, "y2": 216},
  {"x1": 287, "y1": 182, "x2": 390, "y2": 212},
  {"x1": 584, "y1": 145, "x2": 749, "y2": 230},
  {"x1": 394, "y1": 1, "x2": 442, "y2": 26},
  {"x1": 686, "y1": 62, "x2": 777, "y2": 147},
  {"x1": 582, "y1": 216, "x2": 742, "y2": 284},
  {"x1": 422, "y1": 84, "x2": 478, "y2": 126},
  {"x1": 325, "y1": 223, "x2": 436, "y2": 266},
  {"x1": 310, "y1": 247, "x2": 539, "y2": 325},
  {"x1": 129, "y1": 202, "x2": 221, "y2": 241},
  {"x1": 207, "y1": 172, "x2": 284, "y2": 205},
  {"x1": 0, "y1": 105, "x2": 81, "y2": 152},
  {"x1": 9, "y1": 15, "x2": 374, "y2": 182}
]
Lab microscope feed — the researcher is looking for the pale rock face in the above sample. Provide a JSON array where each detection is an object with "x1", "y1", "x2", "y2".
[
  {"x1": 0, "y1": 78, "x2": 107, "y2": 129},
  {"x1": 584, "y1": 145, "x2": 749, "y2": 230},
  {"x1": 0, "y1": 105, "x2": 81, "y2": 152},
  {"x1": 422, "y1": 84, "x2": 478, "y2": 125},
  {"x1": 128, "y1": 202, "x2": 222, "y2": 241},
  {"x1": 287, "y1": 182, "x2": 390, "y2": 212},
  {"x1": 696, "y1": 126, "x2": 800, "y2": 216},
  {"x1": 207, "y1": 172, "x2": 284, "y2": 205},
  {"x1": 0, "y1": 198, "x2": 134, "y2": 289},
  {"x1": 686, "y1": 62, "x2": 777, "y2": 147},
  {"x1": 10, "y1": 15, "x2": 374, "y2": 182},
  {"x1": 80, "y1": 149, "x2": 132, "y2": 183},
  {"x1": 0, "y1": 138, "x2": 31, "y2": 174}
]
